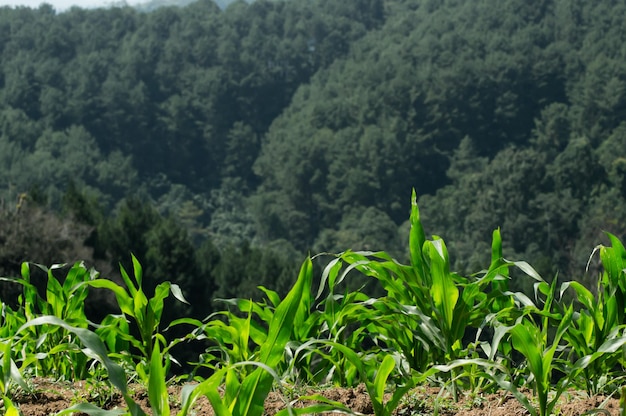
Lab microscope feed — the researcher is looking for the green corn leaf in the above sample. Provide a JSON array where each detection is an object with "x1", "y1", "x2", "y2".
[
  {"x1": 603, "y1": 297, "x2": 619, "y2": 336},
  {"x1": 513, "y1": 261, "x2": 544, "y2": 282},
  {"x1": 597, "y1": 331, "x2": 626, "y2": 354},
  {"x1": 335, "y1": 255, "x2": 376, "y2": 289},
  {"x1": 45, "y1": 269, "x2": 65, "y2": 317},
  {"x1": 566, "y1": 312, "x2": 594, "y2": 354},
  {"x1": 178, "y1": 369, "x2": 230, "y2": 416},
  {"x1": 491, "y1": 228, "x2": 503, "y2": 264},
  {"x1": 259, "y1": 259, "x2": 311, "y2": 366},
  {"x1": 148, "y1": 341, "x2": 170, "y2": 416},
  {"x1": 3, "y1": 396, "x2": 21, "y2": 416},
  {"x1": 257, "y1": 286, "x2": 282, "y2": 307},
  {"x1": 20, "y1": 262, "x2": 30, "y2": 282},
  {"x1": 606, "y1": 233, "x2": 626, "y2": 261},
  {"x1": 55, "y1": 403, "x2": 126, "y2": 416},
  {"x1": 274, "y1": 394, "x2": 355, "y2": 415},
  {"x1": 17, "y1": 315, "x2": 146, "y2": 416},
  {"x1": 167, "y1": 317, "x2": 203, "y2": 329},
  {"x1": 509, "y1": 291, "x2": 537, "y2": 308},
  {"x1": 425, "y1": 238, "x2": 459, "y2": 334},
  {"x1": 224, "y1": 368, "x2": 241, "y2": 410},
  {"x1": 297, "y1": 340, "x2": 412, "y2": 416},
  {"x1": 62, "y1": 262, "x2": 87, "y2": 291},
  {"x1": 409, "y1": 189, "x2": 427, "y2": 283},
  {"x1": 233, "y1": 257, "x2": 312, "y2": 416},
  {"x1": 293, "y1": 265, "x2": 313, "y2": 340},
  {"x1": 181, "y1": 361, "x2": 283, "y2": 416},
  {"x1": 216, "y1": 298, "x2": 273, "y2": 324},
  {"x1": 0, "y1": 341, "x2": 12, "y2": 394},
  {"x1": 149, "y1": 282, "x2": 173, "y2": 326},
  {"x1": 131, "y1": 254, "x2": 143, "y2": 289},
  {"x1": 317, "y1": 258, "x2": 343, "y2": 300},
  {"x1": 384, "y1": 380, "x2": 417, "y2": 415},
  {"x1": 601, "y1": 234, "x2": 626, "y2": 298},
  {"x1": 489, "y1": 228, "x2": 515, "y2": 311},
  {"x1": 87, "y1": 279, "x2": 134, "y2": 317},
  {"x1": 96, "y1": 314, "x2": 132, "y2": 353},
  {"x1": 372, "y1": 355, "x2": 395, "y2": 413},
  {"x1": 119, "y1": 263, "x2": 139, "y2": 299},
  {"x1": 491, "y1": 373, "x2": 538, "y2": 416},
  {"x1": 562, "y1": 281, "x2": 594, "y2": 312},
  {"x1": 9, "y1": 356, "x2": 27, "y2": 395},
  {"x1": 511, "y1": 322, "x2": 543, "y2": 386}
]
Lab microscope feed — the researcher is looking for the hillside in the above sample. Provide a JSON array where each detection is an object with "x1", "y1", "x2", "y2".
[{"x1": 1, "y1": 0, "x2": 625, "y2": 306}]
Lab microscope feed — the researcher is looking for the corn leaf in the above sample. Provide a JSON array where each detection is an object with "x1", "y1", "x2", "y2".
[
  {"x1": 274, "y1": 394, "x2": 355, "y2": 415},
  {"x1": 55, "y1": 403, "x2": 126, "y2": 416},
  {"x1": 233, "y1": 257, "x2": 312, "y2": 416},
  {"x1": 17, "y1": 316, "x2": 146, "y2": 416},
  {"x1": 409, "y1": 189, "x2": 427, "y2": 284},
  {"x1": 148, "y1": 341, "x2": 170, "y2": 416},
  {"x1": 3, "y1": 396, "x2": 21, "y2": 416},
  {"x1": 372, "y1": 355, "x2": 395, "y2": 413},
  {"x1": 425, "y1": 238, "x2": 459, "y2": 334}
]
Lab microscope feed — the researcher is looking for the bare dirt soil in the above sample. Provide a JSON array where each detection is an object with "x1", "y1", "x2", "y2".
[{"x1": 11, "y1": 378, "x2": 623, "y2": 415}]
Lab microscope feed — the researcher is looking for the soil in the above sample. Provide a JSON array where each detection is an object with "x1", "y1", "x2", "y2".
[{"x1": 9, "y1": 378, "x2": 622, "y2": 415}]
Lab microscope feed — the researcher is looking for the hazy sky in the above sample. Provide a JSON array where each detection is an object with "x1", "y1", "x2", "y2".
[{"x1": 0, "y1": 0, "x2": 142, "y2": 11}]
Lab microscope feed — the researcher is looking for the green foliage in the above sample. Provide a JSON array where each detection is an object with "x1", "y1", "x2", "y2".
[
  {"x1": 0, "y1": 340, "x2": 29, "y2": 416},
  {"x1": 0, "y1": 201, "x2": 95, "y2": 286},
  {"x1": 180, "y1": 258, "x2": 328, "y2": 416},
  {"x1": 2, "y1": 0, "x2": 626, "y2": 282},
  {"x1": 4, "y1": 0, "x2": 626, "y2": 412},
  {"x1": 0, "y1": 262, "x2": 99, "y2": 380},
  {"x1": 562, "y1": 259, "x2": 626, "y2": 395},
  {"x1": 18, "y1": 315, "x2": 147, "y2": 416},
  {"x1": 3, "y1": 194, "x2": 626, "y2": 416},
  {"x1": 87, "y1": 255, "x2": 189, "y2": 381}
]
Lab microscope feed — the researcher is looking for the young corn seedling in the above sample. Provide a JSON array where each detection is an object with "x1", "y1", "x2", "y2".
[
  {"x1": 17, "y1": 315, "x2": 146, "y2": 416},
  {"x1": 492, "y1": 269, "x2": 626, "y2": 416},
  {"x1": 297, "y1": 340, "x2": 414, "y2": 416},
  {"x1": 561, "y1": 233, "x2": 626, "y2": 394},
  {"x1": 562, "y1": 278, "x2": 626, "y2": 394},
  {"x1": 196, "y1": 253, "x2": 357, "y2": 386},
  {"x1": 0, "y1": 341, "x2": 29, "y2": 416},
  {"x1": 293, "y1": 337, "x2": 502, "y2": 416},
  {"x1": 1, "y1": 262, "x2": 97, "y2": 380},
  {"x1": 317, "y1": 191, "x2": 517, "y2": 397},
  {"x1": 86, "y1": 255, "x2": 190, "y2": 382},
  {"x1": 197, "y1": 299, "x2": 267, "y2": 374},
  {"x1": 179, "y1": 257, "x2": 356, "y2": 416},
  {"x1": 509, "y1": 301, "x2": 573, "y2": 416}
]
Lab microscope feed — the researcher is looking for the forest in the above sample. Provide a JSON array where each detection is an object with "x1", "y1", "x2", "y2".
[{"x1": 1, "y1": 0, "x2": 626, "y2": 323}]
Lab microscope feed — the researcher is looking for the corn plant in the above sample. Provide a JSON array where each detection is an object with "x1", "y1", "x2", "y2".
[
  {"x1": 304, "y1": 288, "x2": 374, "y2": 386},
  {"x1": 86, "y1": 255, "x2": 190, "y2": 381},
  {"x1": 0, "y1": 340, "x2": 29, "y2": 416},
  {"x1": 560, "y1": 233, "x2": 626, "y2": 394},
  {"x1": 0, "y1": 262, "x2": 98, "y2": 380},
  {"x1": 196, "y1": 253, "x2": 367, "y2": 387},
  {"x1": 293, "y1": 339, "x2": 414, "y2": 416},
  {"x1": 507, "y1": 294, "x2": 572, "y2": 416},
  {"x1": 488, "y1": 268, "x2": 626, "y2": 416},
  {"x1": 180, "y1": 257, "x2": 357, "y2": 416},
  {"x1": 313, "y1": 191, "x2": 520, "y2": 398},
  {"x1": 563, "y1": 281, "x2": 625, "y2": 394},
  {"x1": 17, "y1": 315, "x2": 146, "y2": 416},
  {"x1": 195, "y1": 300, "x2": 267, "y2": 374},
  {"x1": 277, "y1": 258, "x2": 379, "y2": 386}
]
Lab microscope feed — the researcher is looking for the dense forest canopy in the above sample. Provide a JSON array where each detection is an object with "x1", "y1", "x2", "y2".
[{"x1": 1, "y1": 0, "x2": 626, "y2": 319}]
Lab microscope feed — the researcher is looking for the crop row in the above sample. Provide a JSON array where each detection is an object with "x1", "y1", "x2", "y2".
[{"x1": 1, "y1": 190, "x2": 626, "y2": 416}]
